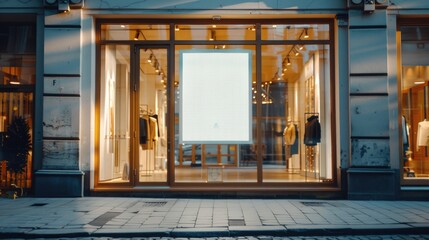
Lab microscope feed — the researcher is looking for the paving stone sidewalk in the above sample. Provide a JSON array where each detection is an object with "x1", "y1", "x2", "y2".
[{"x1": 0, "y1": 197, "x2": 428, "y2": 239}]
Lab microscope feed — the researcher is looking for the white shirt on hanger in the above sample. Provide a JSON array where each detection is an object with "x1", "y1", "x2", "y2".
[{"x1": 417, "y1": 120, "x2": 429, "y2": 147}]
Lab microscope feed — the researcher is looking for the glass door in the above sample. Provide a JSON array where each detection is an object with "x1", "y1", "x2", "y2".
[{"x1": 136, "y1": 47, "x2": 168, "y2": 184}]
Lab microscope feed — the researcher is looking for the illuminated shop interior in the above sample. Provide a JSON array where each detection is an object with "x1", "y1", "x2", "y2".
[{"x1": 98, "y1": 22, "x2": 334, "y2": 186}]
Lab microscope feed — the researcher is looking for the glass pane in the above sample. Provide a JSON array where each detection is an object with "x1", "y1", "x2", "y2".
[
  {"x1": 0, "y1": 55, "x2": 36, "y2": 85},
  {"x1": 175, "y1": 24, "x2": 255, "y2": 41},
  {"x1": 99, "y1": 45, "x2": 131, "y2": 183},
  {"x1": 101, "y1": 24, "x2": 169, "y2": 41},
  {"x1": 261, "y1": 24, "x2": 329, "y2": 41},
  {"x1": 174, "y1": 44, "x2": 257, "y2": 183},
  {"x1": 139, "y1": 48, "x2": 168, "y2": 183},
  {"x1": 401, "y1": 25, "x2": 429, "y2": 182},
  {"x1": 261, "y1": 44, "x2": 332, "y2": 182},
  {"x1": 0, "y1": 92, "x2": 33, "y2": 188},
  {"x1": 0, "y1": 24, "x2": 36, "y2": 53}
]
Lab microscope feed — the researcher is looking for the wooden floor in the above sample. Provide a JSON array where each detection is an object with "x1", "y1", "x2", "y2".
[{"x1": 102, "y1": 167, "x2": 322, "y2": 183}]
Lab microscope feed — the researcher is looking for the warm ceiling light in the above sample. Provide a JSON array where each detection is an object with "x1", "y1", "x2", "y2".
[
  {"x1": 120, "y1": 25, "x2": 126, "y2": 28},
  {"x1": 175, "y1": 25, "x2": 180, "y2": 31},
  {"x1": 212, "y1": 25, "x2": 217, "y2": 28},
  {"x1": 286, "y1": 57, "x2": 291, "y2": 66},
  {"x1": 294, "y1": 49, "x2": 299, "y2": 56},
  {"x1": 10, "y1": 77, "x2": 20, "y2": 85},
  {"x1": 298, "y1": 45, "x2": 304, "y2": 50},
  {"x1": 147, "y1": 54, "x2": 153, "y2": 63},
  {"x1": 414, "y1": 81, "x2": 425, "y2": 85},
  {"x1": 272, "y1": 25, "x2": 277, "y2": 28},
  {"x1": 304, "y1": 28, "x2": 309, "y2": 39}
]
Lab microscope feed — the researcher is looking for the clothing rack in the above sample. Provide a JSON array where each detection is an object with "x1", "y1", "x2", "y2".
[
  {"x1": 303, "y1": 112, "x2": 320, "y2": 180},
  {"x1": 140, "y1": 105, "x2": 153, "y2": 117},
  {"x1": 304, "y1": 112, "x2": 319, "y2": 116},
  {"x1": 139, "y1": 104, "x2": 153, "y2": 176}
]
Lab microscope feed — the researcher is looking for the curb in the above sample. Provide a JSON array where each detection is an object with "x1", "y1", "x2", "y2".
[{"x1": 1, "y1": 225, "x2": 429, "y2": 239}]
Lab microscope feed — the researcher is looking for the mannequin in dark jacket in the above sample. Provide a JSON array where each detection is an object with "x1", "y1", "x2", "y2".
[{"x1": 304, "y1": 115, "x2": 321, "y2": 146}]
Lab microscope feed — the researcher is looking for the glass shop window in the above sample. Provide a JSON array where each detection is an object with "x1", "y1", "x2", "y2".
[{"x1": 400, "y1": 25, "x2": 429, "y2": 183}]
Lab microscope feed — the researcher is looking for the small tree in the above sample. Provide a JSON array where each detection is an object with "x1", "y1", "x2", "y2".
[{"x1": 4, "y1": 116, "x2": 32, "y2": 184}]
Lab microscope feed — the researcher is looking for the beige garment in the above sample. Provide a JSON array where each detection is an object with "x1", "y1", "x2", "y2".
[{"x1": 283, "y1": 123, "x2": 296, "y2": 145}]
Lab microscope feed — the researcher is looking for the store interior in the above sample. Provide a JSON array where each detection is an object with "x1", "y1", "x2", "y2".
[{"x1": 98, "y1": 23, "x2": 333, "y2": 184}]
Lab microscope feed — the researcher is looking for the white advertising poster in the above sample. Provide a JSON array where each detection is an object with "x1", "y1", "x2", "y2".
[{"x1": 180, "y1": 50, "x2": 252, "y2": 144}]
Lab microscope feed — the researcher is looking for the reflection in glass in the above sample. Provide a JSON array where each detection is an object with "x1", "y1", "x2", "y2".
[
  {"x1": 101, "y1": 24, "x2": 170, "y2": 41},
  {"x1": 99, "y1": 45, "x2": 131, "y2": 183},
  {"x1": 261, "y1": 24, "x2": 329, "y2": 41},
  {"x1": 0, "y1": 55, "x2": 36, "y2": 85},
  {"x1": 261, "y1": 44, "x2": 332, "y2": 182},
  {"x1": 175, "y1": 24, "x2": 256, "y2": 41},
  {"x1": 0, "y1": 92, "x2": 33, "y2": 188},
  {"x1": 138, "y1": 48, "x2": 168, "y2": 183},
  {"x1": 401, "y1": 25, "x2": 429, "y2": 181}
]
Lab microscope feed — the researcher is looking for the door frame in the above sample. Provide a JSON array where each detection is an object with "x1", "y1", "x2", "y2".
[{"x1": 132, "y1": 44, "x2": 171, "y2": 187}]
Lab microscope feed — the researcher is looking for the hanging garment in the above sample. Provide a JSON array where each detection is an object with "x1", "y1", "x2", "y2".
[
  {"x1": 304, "y1": 115, "x2": 321, "y2": 146},
  {"x1": 402, "y1": 115, "x2": 409, "y2": 146},
  {"x1": 139, "y1": 117, "x2": 148, "y2": 144},
  {"x1": 283, "y1": 123, "x2": 296, "y2": 145},
  {"x1": 417, "y1": 119, "x2": 429, "y2": 147},
  {"x1": 151, "y1": 114, "x2": 160, "y2": 137},
  {"x1": 402, "y1": 115, "x2": 410, "y2": 162},
  {"x1": 290, "y1": 124, "x2": 299, "y2": 154}
]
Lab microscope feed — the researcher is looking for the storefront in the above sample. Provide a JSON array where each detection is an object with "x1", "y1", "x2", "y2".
[
  {"x1": 0, "y1": 0, "x2": 428, "y2": 199},
  {"x1": 95, "y1": 20, "x2": 335, "y2": 192}
]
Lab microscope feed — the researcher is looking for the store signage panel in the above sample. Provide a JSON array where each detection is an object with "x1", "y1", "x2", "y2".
[{"x1": 180, "y1": 50, "x2": 252, "y2": 144}]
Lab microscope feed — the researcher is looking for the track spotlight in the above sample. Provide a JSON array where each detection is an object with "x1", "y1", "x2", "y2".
[
  {"x1": 303, "y1": 28, "x2": 309, "y2": 39},
  {"x1": 209, "y1": 30, "x2": 216, "y2": 41},
  {"x1": 294, "y1": 49, "x2": 299, "y2": 56},
  {"x1": 134, "y1": 31, "x2": 140, "y2": 40}
]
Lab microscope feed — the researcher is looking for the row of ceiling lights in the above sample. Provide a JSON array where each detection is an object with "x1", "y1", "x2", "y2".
[{"x1": 133, "y1": 30, "x2": 167, "y2": 84}]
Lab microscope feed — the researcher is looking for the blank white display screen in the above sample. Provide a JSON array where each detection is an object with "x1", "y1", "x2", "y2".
[{"x1": 180, "y1": 50, "x2": 252, "y2": 144}]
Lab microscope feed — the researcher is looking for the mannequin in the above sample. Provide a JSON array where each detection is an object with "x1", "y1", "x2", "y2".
[{"x1": 283, "y1": 117, "x2": 297, "y2": 167}]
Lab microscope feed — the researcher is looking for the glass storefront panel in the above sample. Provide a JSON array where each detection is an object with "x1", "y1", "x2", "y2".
[
  {"x1": 175, "y1": 24, "x2": 256, "y2": 41},
  {"x1": 261, "y1": 44, "x2": 332, "y2": 182},
  {"x1": 0, "y1": 19, "x2": 35, "y2": 189},
  {"x1": 138, "y1": 48, "x2": 168, "y2": 183},
  {"x1": 101, "y1": 24, "x2": 170, "y2": 41},
  {"x1": 174, "y1": 44, "x2": 257, "y2": 183},
  {"x1": 261, "y1": 24, "x2": 329, "y2": 41},
  {"x1": 99, "y1": 45, "x2": 131, "y2": 183},
  {"x1": 98, "y1": 21, "x2": 333, "y2": 187},
  {"x1": 0, "y1": 55, "x2": 35, "y2": 85},
  {"x1": 401, "y1": 26, "x2": 429, "y2": 181},
  {"x1": 0, "y1": 92, "x2": 33, "y2": 188},
  {"x1": 0, "y1": 23, "x2": 36, "y2": 54}
]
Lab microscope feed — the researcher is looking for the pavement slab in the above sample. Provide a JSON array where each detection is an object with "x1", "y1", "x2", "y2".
[{"x1": 0, "y1": 198, "x2": 429, "y2": 239}]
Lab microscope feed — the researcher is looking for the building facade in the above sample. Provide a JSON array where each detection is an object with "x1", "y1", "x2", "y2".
[{"x1": 0, "y1": 0, "x2": 428, "y2": 199}]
